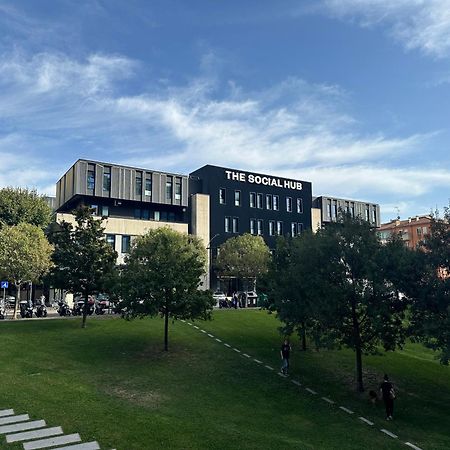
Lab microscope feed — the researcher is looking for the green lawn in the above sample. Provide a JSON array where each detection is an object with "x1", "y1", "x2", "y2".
[{"x1": 0, "y1": 310, "x2": 448, "y2": 449}]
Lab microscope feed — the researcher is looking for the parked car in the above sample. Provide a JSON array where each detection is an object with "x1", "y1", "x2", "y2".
[{"x1": 237, "y1": 291, "x2": 258, "y2": 307}]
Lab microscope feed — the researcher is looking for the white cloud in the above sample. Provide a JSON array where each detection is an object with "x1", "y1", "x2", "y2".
[
  {"x1": 0, "y1": 49, "x2": 448, "y2": 221},
  {"x1": 321, "y1": 0, "x2": 450, "y2": 58}
]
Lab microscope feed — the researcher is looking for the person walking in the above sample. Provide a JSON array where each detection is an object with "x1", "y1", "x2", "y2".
[
  {"x1": 379, "y1": 374, "x2": 396, "y2": 420},
  {"x1": 280, "y1": 339, "x2": 292, "y2": 375}
]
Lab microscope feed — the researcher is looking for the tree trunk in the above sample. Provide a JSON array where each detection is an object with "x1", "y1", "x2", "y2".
[
  {"x1": 12, "y1": 283, "x2": 21, "y2": 320},
  {"x1": 164, "y1": 306, "x2": 169, "y2": 352},
  {"x1": 300, "y1": 324, "x2": 307, "y2": 351},
  {"x1": 82, "y1": 291, "x2": 89, "y2": 329},
  {"x1": 356, "y1": 345, "x2": 364, "y2": 393}
]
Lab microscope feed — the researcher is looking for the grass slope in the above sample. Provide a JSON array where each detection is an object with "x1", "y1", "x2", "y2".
[{"x1": 0, "y1": 310, "x2": 446, "y2": 449}]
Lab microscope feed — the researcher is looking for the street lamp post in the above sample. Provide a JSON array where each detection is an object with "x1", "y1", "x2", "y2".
[{"x1": 206, "y1": 234, "x2": 220, "y2": 291}]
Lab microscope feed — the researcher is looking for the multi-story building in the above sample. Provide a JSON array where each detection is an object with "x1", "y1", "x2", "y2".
[
  {"x1": 312, "y1": 196, "x2": 380, "y2": 229},
  {"x1": 378, "y1": 216, "x2": 432, "y2": 249},
  {"x1": 55, "y1": 159, "x2": 189, "y2": 264},
  {"x1": 55, "y1": 159, "x2": 381, "y2": 291}
]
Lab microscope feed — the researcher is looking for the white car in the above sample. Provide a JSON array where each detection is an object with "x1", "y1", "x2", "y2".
[{"x1": 212, "y1": 291, "x2": 227, "y2": 306}]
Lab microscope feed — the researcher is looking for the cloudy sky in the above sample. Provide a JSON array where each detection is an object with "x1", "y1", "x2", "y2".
[{"x1": 1, "y1": 0, "x2": 450, "y2": 221}]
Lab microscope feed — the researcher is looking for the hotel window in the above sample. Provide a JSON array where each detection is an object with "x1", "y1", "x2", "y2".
[
  {"x1": 106, "y1": 234, "x2": 115, "y2": 249},
  {"x1": 266, "y1": 194, "x2": 273, "y2": 210},
  {"x1": 286, "y1": 197, "x2": 292, "y2": 212},
  {"x1": 257, "y1": 193, "x2": 263, "y2": 209},
  {"x1": 296, "y1": 198, "x2": 303, "y2": 214},
  {"x1": 121, "y1": 235, "x2": 131, "y2": 253},
  {"x1": 225, "y1": 217, "x2": 231, "y2": 233},
  {"x1": 257, "y1": 219, "x2": 263, "y2": 236},
  {"x1": 365, "y1": 205, "x2": 370, "y2": 222},
  {"x1": 154, "y1": 211, "x2": 160, "y2": 221},
  {"x1": 273, "y1": 195, "x2": 279, "y2": 211},
  {"x1": 101, "y1": 206, "x2": 109, "y2": 217},
  {"x1": 145, "y1": 176, "x2": 152, "y2": 197},
  {"x1": 269, "y1": 220, "x2": 275, "y2": 236},
  {"x1": 166, "y1": 176, "x2": 173, "y2": 202},
  {"x1": 250, "y1": 219, "x2": 256, "y2": 235},
  {"x1": 276, "y1": 221, "x2": 283, "y2": 236},
  {"x1": 103, "y1": 167, "x2": 111, "y2": 192},
  {"x1": 87, "y1": 164, "x2": 95, "y2": 190},
  {"x1": 234, "y1": 190, "x2": 241, "y2": 206},
  {"x1": 327, "y1": 199, "x2": 332, "y2": 219},
  {"x1": 175, "y1": 178, "x2": 182, "y2": 201},
  {"x1": 135, "y1": 172, "x2": 142, "y2": 196},
  {"x1": 250, "y1": 192, "x2": 256, "y2": 208},
  {"x1": 219, "y1": 188, "x2": 226, "y2": 205},
  {"x1": 291, "y1": 222, "x2": 298, "y2": 237},
  {"x1": 232, "y1": 217, "x2": 239, "y2": 233},
  {"x1": 297, "y1": 223, "x2": 304, "y2": 234}
]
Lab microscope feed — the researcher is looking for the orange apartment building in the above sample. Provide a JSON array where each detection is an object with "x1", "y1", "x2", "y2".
[{"x1": 378, "y1": 215, "x2": 432, "y2": 249}]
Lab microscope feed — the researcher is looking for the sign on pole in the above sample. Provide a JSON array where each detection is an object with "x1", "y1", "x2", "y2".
[{"x1": 0, "y1": 281, "x2": 8, "y2": 289}]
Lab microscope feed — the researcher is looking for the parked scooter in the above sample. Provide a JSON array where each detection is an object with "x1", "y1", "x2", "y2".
[
  {"x1": 57, "y1": 301, "x2": 72, "y2": 317},
  {"x1": 19, "y1": 300, "x2": 33, "y2": 318},
  {"x1": 95, "y1": 297, "x2": 109, "y2": 315},
  {"x1": 35, "y1": 303, "x2": 47, "y2": 318},
  {"x1": 72, "y1": 299, "x2": 84, "y2": 316}
]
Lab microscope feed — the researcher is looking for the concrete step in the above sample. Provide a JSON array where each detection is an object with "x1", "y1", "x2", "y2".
[
  {"x1": 0, "y1": 420, "x2": 46, "y2": 435},
  {"x1": 0, "y1": 414, "x2": 30, "y2": 426},
  {"x1": 52, "y1": 443, "x2": 100, "y2": 450},
  {"x1": 7, "y1": 427, "x2": 63, "y2": 443},
  {"x1": 0, "y1": 409, "x2": 14, "y2": 418},
  {"x1": 23, "y1": 433, "x2": 81, "y2": 449}
]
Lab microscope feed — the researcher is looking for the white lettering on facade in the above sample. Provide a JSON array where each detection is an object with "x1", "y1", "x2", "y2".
[{"x1": 224, "y1": 170, "x2": 303, "y2": 190}]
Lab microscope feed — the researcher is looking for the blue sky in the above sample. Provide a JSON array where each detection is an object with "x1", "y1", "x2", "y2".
[{"x1": 1, "y1": 0, "x2": 450, "y2": 221}]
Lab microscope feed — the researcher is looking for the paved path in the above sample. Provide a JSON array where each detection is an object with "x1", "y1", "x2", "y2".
[
  {"x1": 181, "y1": 319, "x2": 425, "y2": 450},
  {"x1": 0, "y1": 409, "x2": 115, "y2": 450}
]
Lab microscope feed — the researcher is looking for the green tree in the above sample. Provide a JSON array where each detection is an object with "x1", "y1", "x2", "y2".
[
  {"x1": 410, "y1": 207, "x2": 450, "y2": 364},
  {"x1": 0, "y1": 223, "x2": 53, "y2": 318},
  {"x1": 48, "y1": 206, "x2": 117, "y2": 328},
  {"x1": 215, "y1": 234, "x2": 271, "y2": 292},
  {"x1": 0, "y1": 187, "x2": 52, "y2": 230},
  {"x1": 120, "y1": 227, "x2": 214, "y2": 351}
]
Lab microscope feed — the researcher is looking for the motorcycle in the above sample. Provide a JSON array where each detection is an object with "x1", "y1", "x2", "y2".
[
  {"x1": 0, "y1": 301, "x2": 5, "y2": 320},
  {"x1": 73, "y1": 298, "x2": 94, "y2": 316},
  {"x1": 19, "y1": 300, "x2": 33, "y2": 318},
  {"x1": 95, "y1": 298, "x2": 109, "y2": 315},
  {"x1": 57, "y1": 301, "x2": 72, "y2": 317},
  {"x1": 35, "y1": 303, "x2": 47, "y2": 318}
]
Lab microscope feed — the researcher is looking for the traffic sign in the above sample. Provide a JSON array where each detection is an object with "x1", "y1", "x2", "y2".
[{"x1": 1, "y1": 281, "x2": 8, "y2": 289}]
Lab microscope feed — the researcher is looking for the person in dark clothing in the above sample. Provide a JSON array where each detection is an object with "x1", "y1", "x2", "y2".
[
  {"x1": 280, "y1": 339, "x2": 292, "y2": 375},
  {"x1": 379, "y1": 374, "x2": 395, "y2": 420}
]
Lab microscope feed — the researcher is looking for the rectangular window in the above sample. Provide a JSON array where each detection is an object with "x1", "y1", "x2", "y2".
[
  {"x1": 175, "y1": 178, "x2": 182, "y2": 201},
  {"x1": 350, "y1": 203, "x2": 355, "y2": 218},
  {"x1": 365, "y1": 205, "x2": 370, "y2": 221},
  {"x1": 250, "y1": 192, "x2": 256, "y2": 208},
  {"x1": 286, "y1": 197, "x2": 292, "y2": 212},
  {"x1": 417, "y1": 227, "x2": 422, "y2": 237},
  {"x1": 257, "y1": 219, "x2": 263, "y2": 236},
  {"x1": 154, "y1": 211, "x2": 160, "y2": 221},
  {"x1": 145, "y1": 176, "x2": 152, "y2": 197},
  {"x1": 103, "y1": 167, "x2": 111, "y2": 192},
  {"x1": 225, "y1": 216, "x2": 231, "y2": 233},
  {"x1": 298, "y1": 223, "x2": 304, "y2": 234},
  {"x1": 273, "y1": 195, "x2": 279, "y2": 211},
  {"x1": 106, "y1": 234, "x2": 115, "y2": 249},
  {"x1": 269, "y1": 220, "x2": 275, "y2": 236},
  {"x1": 372, "y1": 207, "x2": 377, "y2": 224},
  {"x1": 121, "y1": 235, "x2": 131, "y2": 253},
  {"x1": 234, "y1": 190, "x2": 241, "y2": 206},
  {"x1": 266, "y1": 194, "x2": 273, "y2": 210},
  {"x1": 257, "y1": 193, "x2": 263, "y2": 209},
  {"x1": 219, "y1": 188, "x2": 226, "y2": 205},
  {"x1": 134, "y1": 208, "x2": 141, "y2": 219},
  {"x1": 87, "y1": 164, "x2": 95, "y2": 190},
  {"x1": 250, "y1": 219, "x2": 256, "y2": 235},
  {"x1": 90, "y1": 204, "x2": 98, "y2": 216},
  {"x1": 166, "y1": 176, "x2": 173, "y2": 202},
  {"x1": 276, "y1": 221, "x2": 283, "y2": 236},
  {"x1": 291, "y1": 222, "x2": 298, "y2": 237},
  {"x1": 345, "y1": 201, "x2": 350, "y2": 214},
  {"x1": 296, "y1": 198, "x2": 303, "y2": 213},
  {"x1": 232, "y1": 217, "x2": 239, "y2": 233},
  {"x1": 135, "y1": 172, "x2": 142, "y2": 196},
  {"x1": 168, "y1": 212, "x2": 176, "y2": 222},
  {"x1": 142, "y1": 209, "x2": 149, "y2": 220},
  {"x1": 333, "y1": 200, "x2": 338, "y2": 219},
  {"x1": 327, "y1": 199, "x2": 332, "y2": 219},
  {"x1": 101, "y1": 206, "x2": 109, "y2": 217}
]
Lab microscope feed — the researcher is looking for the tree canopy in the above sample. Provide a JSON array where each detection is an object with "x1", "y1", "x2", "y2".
[
  {"x1": 120, "y1": 227, "x2": 214, "y2": 351},
  {"x1": 215, "y1": 233, "x2": 270, "y2": 289},
  {"x1": 48, "y1": 206, "x2": 117, "y2": 328},
  {"x1": 0, "y1": 223, "x2": 53, "y2": 318},
  {"x1": 0, "y1": 187, "x2": 52, "y2": 230}
]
